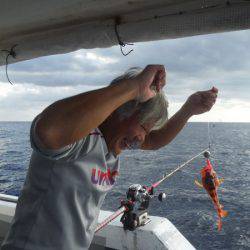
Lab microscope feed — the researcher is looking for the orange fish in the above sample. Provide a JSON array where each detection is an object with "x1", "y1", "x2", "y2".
[{"x1": 195, "y1": 159, "x2": 228, "y2": 231}]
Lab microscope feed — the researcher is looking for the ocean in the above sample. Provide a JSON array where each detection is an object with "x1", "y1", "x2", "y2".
[{"x1": 0, "y1": 122, "x2": 249, "y2": 250}]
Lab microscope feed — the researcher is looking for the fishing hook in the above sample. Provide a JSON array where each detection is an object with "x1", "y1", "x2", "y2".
[
  {"x1": 1, "y1": 44, "x2": 18, "y2": 85},
  {"x1": 114, "y1": 17, "x2": 134, "y2": 56}
]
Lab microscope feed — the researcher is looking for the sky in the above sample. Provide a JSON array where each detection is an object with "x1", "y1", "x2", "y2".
[{"x1": 0, "y1": 29, "x2": 250, "y2": 122}]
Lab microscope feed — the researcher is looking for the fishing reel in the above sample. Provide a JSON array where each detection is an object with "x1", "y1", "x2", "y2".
[
  {"x1": 120, "y1": 184, "x2": 150, "y2": 231},
  {"x1": 120, "y1": 184, "x2": 167, "y2": 231},
  {"x1": 126, "y1": 184, "x2": 150, "y2": 209}
]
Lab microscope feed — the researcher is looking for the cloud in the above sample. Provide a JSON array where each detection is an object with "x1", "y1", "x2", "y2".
[
  {"x1": 0, "y1": 82, "x2": 104, "y2": 121},
  {"x1": 168, "y1": 99, "x2": 250, "y2": 123},
  {"x1": 0, "y1": 50, "x2": 120, "y2": 86},
  {"x1": 0, "y1": 29, "x2": 250, "y2": 121}
]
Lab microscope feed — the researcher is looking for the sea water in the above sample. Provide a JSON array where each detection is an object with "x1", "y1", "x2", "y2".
[{"x1": 0, "y1": 122, "x2": 249, "y2": 250}]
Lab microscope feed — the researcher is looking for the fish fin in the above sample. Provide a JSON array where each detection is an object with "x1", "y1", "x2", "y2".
[
  {"x1": 220, "y1": 210, "x2": 228, "y2": 218},
  {"x1": 218, "y1": 178, "x2": 224, "y2": 185},
  {"x1": 194, "y1": 180, "x2": 203, "y2": 188}
]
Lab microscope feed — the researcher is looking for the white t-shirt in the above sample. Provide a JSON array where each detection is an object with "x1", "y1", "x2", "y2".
[{"x1": 2, "y1": 116, "x2": 120, "y2": 250}]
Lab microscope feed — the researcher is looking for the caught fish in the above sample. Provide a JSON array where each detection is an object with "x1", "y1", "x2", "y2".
[{"x1": 195, "y1": 159, "x2": 228, "y2": 231}]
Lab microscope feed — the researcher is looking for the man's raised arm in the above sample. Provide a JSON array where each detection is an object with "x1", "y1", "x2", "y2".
[{"x1": 142, "y1": 87, "x2": 218, "y2": 150}]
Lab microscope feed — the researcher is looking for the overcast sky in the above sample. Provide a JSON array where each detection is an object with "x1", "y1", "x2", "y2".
[{"x1": 0, "y1": 29, "x2": 250, "y2": 122}]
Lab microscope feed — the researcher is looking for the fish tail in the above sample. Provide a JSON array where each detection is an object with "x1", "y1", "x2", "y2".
[{"x1": 219, "y1": 209, "x2": 228, "y2": 218}]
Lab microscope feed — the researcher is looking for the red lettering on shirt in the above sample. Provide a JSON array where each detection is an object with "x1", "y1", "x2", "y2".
[{"x1": 91, "y1": 168, "x2": 119, "y2": 186}]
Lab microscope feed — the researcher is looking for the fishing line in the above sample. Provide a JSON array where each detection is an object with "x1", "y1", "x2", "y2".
[
  {"x1": 114, "y1": 17, "x2": 134, "y2": 56},
  {"x1": 205, "y1": 109, "x2": 222, "y2": 177},
  {"x1": 207, "y1": 121, "x2": 211, "y2": 150},
  {"x1": 1, "y1": 44, "x2": 18, "y2": 85},
  {"x1": 208, "y1": 121, "x2": 221, "y2": 169},
  {"x1": 206, "y1": 107, "x2": 218, "y2": 163}
]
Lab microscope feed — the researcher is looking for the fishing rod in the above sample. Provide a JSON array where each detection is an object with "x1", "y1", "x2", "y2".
[{"x1": 95, "y1": 147, "x2": 210, "y2": 233}]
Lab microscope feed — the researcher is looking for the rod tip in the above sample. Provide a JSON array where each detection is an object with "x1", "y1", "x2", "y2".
[{"x1": 204, "y1": 151, "x2": 211, "y2": 158}]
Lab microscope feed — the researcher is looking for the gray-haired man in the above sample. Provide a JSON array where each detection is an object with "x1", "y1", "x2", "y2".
[{"x1": 2, "y1": 65, "x2": 218, "y2": 250}]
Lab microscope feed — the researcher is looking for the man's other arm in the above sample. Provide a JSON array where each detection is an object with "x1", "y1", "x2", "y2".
[{"x1": 142, "y1": 87, "x2": 218, "y2": 150}]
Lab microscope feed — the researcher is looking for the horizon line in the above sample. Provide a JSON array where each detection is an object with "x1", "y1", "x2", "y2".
[{"x1": 0, "y1": 121, "x2": 250, "y2": 123}]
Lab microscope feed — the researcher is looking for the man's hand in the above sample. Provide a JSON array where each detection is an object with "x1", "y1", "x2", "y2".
[
  {"x1": 182, "y1": 87, "x2": 218, "y2": 116},
  {"x1": 132, "y1": 65, "x2": 166, "y2": 102}
]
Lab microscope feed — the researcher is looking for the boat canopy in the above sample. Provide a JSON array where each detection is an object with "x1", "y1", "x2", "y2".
[{"x1": 0, "y1": 0, "x2": 250, "y2": 65}]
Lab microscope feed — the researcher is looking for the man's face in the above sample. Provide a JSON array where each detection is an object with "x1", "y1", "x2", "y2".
[{"x1": 109, "y1": 113, "x2": 154, "y2": 156}]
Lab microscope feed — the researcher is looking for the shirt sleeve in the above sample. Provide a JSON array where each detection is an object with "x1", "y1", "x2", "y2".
[{"x1": 30, "y1": 115, "x2": 85, "y2": 161}]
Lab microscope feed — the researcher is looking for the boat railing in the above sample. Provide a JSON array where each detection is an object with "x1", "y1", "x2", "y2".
[{"x1": 0, "y1": 194, "x2": 18, "y2": 203}]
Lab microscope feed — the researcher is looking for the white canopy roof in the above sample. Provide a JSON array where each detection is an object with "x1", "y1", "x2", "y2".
[{"x1": 0, "y1": 0, "x2": 250, "y2": 65}]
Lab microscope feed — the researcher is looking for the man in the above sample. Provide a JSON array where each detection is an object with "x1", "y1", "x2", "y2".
[{"x1": 2, "y1": 65, "x2": 218, "y2": 250}]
